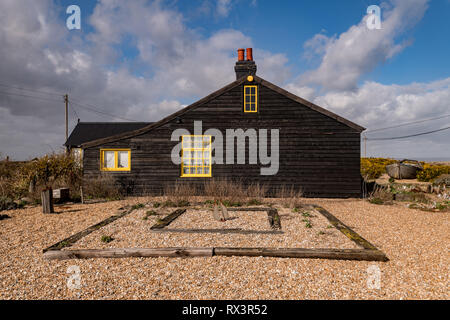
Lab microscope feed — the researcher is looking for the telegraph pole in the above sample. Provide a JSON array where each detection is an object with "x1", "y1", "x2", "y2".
[
  {"x1": 64, "y1": 94, "x2": 69, "y2": 142},
  {"x1": 363, "y1": 134, "x2": 367, "y2": 158}
]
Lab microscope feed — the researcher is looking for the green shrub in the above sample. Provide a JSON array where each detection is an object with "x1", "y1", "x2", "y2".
[{"x1": 0, "y1": 197, "x2": 17, "y2": 211}]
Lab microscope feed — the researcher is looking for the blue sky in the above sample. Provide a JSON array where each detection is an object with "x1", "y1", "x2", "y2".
[
  {"x1": 58, "y1": 0, "x2": 450, "y2": 84},
  {"x1": 0, "y1": 0, "x2": 449, "y2": 160}
]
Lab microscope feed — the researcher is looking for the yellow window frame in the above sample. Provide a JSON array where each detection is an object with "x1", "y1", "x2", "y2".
[
  {"x1": 244, "y1": 85, "x2": 258, "y2": 113},
  {"x1": 100, "y1": 149, "x2": 131, "y2": 172},
  {"x1": 181, "y1": 135, "x2": 212, "y2": 177}
]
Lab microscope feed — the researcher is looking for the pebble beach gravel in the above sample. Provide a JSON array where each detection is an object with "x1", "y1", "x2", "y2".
[
  {"x1": 0, "y1": 197, "x2": 448, "y2": 299},
  {"x1": 71, "y1": 205, "x2": 359, "y2": 250}
]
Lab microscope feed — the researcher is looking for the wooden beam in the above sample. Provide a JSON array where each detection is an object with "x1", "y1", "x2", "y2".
[
  {"x1": 150, "y1": 209, "x2": 186, "y2": 229},
  {"x1": 227, "y1": 207, "x2": 272, "y2": 212},
  {"x1": 43, "y1": 206, "x2": 135, "y2": 252},
  {"x1": 312, "y1": 205, "x2": 379, "y2": 250},
  {"x1": 43, "y1": 247, "x2": 214, "y2": 260},
  {"x1": 44, "y1": 246, "x2": 387, "y2": 261},
  {"x1": 151, "y1": 228, "x2": 284, "y2": 235},
  {"x1": 214, "y1": 247, "x2": 388, "y2": 261}
]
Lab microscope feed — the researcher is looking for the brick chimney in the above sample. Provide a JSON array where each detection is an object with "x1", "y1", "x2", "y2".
[{"x1": 235, "y1": 48, "x2": 257, "y2": 80}]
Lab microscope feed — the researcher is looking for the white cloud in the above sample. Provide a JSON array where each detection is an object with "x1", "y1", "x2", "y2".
[
  {"x1": 301, "y1": 0, "x2": 429, "y2": 91},
  {"x1": 306, "y1": 78, "x2": 450, "y2": 158},
  {"x1": 0, "y1": 0, "x2": 288, "y2": 159},
  {"x1": 216, "y1": 0, "x2": 232, "y2": 17}
]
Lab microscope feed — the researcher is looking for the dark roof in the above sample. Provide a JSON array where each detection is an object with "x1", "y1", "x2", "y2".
[
  {"x1": 65, "y1": 122, "x2": 152, "y2": 147},
  {"x1": 82, "y1": 75, "x2": 365, "y2": 149}
]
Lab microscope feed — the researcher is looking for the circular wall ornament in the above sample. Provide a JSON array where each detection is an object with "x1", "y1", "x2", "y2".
[{"x1": 247, "y1": 75, "x2": 254, "y2": 82}]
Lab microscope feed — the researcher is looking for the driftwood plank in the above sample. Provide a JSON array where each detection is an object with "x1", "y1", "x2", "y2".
[
  {"x1": 227, "y1": 207, "x2": 272, "y2": 212},
  {"x1": 151, "y1": 228, "x2": 284, "y2": 235},
  {"x1": 150, "y1": 209, "x2": 186, "y2": 229},
  {"x1": 43, "y1": 247, "x2": 214, "y2": 260},
  {"x1": 312, "y1": 205, "x2": 379, "y2": 250},
  {"x1": 214, "y1": 247, "x2": 388, "y2": 261},
  {"x1": 43, "y1": 206, "x2": 134, "y2": 252}
]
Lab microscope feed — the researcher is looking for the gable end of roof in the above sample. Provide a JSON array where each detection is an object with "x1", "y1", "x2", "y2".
[{"x1": 81, "y1": 75, "x2": 364, "y2": 148}]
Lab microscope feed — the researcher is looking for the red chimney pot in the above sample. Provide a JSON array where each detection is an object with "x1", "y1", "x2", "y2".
[
  {"x1": 237, "y1": 48, "x2": 245, "y2": 61},
  {"x1": 246, "y1": 48, "x2": 253, "y2": 61}
]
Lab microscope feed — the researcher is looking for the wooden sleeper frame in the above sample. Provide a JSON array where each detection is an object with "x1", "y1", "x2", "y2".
[{"x1": 43, "y1": 205, "x2": 388, "y2": 262}]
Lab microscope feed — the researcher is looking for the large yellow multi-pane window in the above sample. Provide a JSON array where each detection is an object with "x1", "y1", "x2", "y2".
[
  {"x1": 100, "y1": 149, "x2": 131, "y2": 171},
  {"x1": 181, "y1": 135, "x2": 212, "y2": 177},
  {"x1": 244, "y1": 85, "x2": 258, "y2": 112}
]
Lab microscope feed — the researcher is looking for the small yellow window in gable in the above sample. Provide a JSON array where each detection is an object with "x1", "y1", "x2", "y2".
[
  {"x1": 181, "y1": 135, "x2": 212, "y2": 177},
  {"x1": 100, "y1": 149, "x2": 131, "y2": 171},
  {"x1": 244, "y1": 85, "x2": 257, "y2": 113}
]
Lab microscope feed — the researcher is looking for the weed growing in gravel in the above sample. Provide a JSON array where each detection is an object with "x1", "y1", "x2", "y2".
[
  {"x1": 369, "y1": 198, "x2": 384, "y2": 205},
  {"x1": 247, "y1": 199, "x2": 262, "y2": 206},
  {"x1": 222, "y1": 200, "x2": 242, "y2": 207},
  {"x1": 204, "y1": 200, "x2": 214, "y2": 207},
  {"x1": 131, "y1": 203, "x2": 145, "y2": 210},
  {"x1": 153, "y1": 202, "x2": 161, "y2": 208},
  {"x1": 302, "y1": 211, "x2": 313, "y2": 218},
  {"x1": 302, "y1": 219, "x2": 312, "y2": 228},
  {"x1": 101, "y1": 235, "x2": 113, "y2": 243},
  {"x1": 57, "y1": 241, "x2": 69, "y2": 249},
  {"x1": 142, "y1": 210, "x2": 157, "y2": 220},
  {"x1": 317, "y1": 231, "x2": 326, "y2": 235}
]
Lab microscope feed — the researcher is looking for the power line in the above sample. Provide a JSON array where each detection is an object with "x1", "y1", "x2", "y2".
[
  {"x1": 68, "y1": 100, "x2": 79, "y2": 119},
  {"x1": 366, "y1": 126, "x2": 450, "y2": 141},
  {"x1": 69, "y1": 99, "x2": 140, "y2": 122},
  {"x1": 0, "y1": 90, "x2": 63, "y2": 103},
  {"x1": 0, "y1": 88, "x2": 140, "y2": 122},
  {"x1": 0, "y1": 82, "x2": 63, "y2": 97},
  {"x1": 366, "y1": 114, "x2": 450, "y2": 133}
]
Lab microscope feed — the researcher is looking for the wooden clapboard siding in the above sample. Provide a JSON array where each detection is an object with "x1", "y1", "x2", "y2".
[{"x1": 83, "y1": 77, "x2": 363, "y2": 198}]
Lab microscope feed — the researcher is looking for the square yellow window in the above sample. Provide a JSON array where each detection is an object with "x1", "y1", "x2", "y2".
[
  {"x1": 244, "y1": 85, "x2": 257, "y2": 112},
  {"x1": 181, "y1": 135, "x2": 211, "y2": 177},
  {"x1": 100, "y1": 149, "x2": 131, "y2": 171}
]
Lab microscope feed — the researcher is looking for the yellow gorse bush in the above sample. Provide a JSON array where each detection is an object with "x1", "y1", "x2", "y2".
[
  {"x1": 416, "y1": 164, "x2": 450, "y2": 182},
  {"x1": 361, "y1": 158, "x2": 397, "y2": 179}
]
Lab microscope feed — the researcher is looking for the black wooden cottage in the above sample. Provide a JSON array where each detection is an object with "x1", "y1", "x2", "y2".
[{"x1": 65, "y1": 49, "x2": 365, "y2": 198}]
